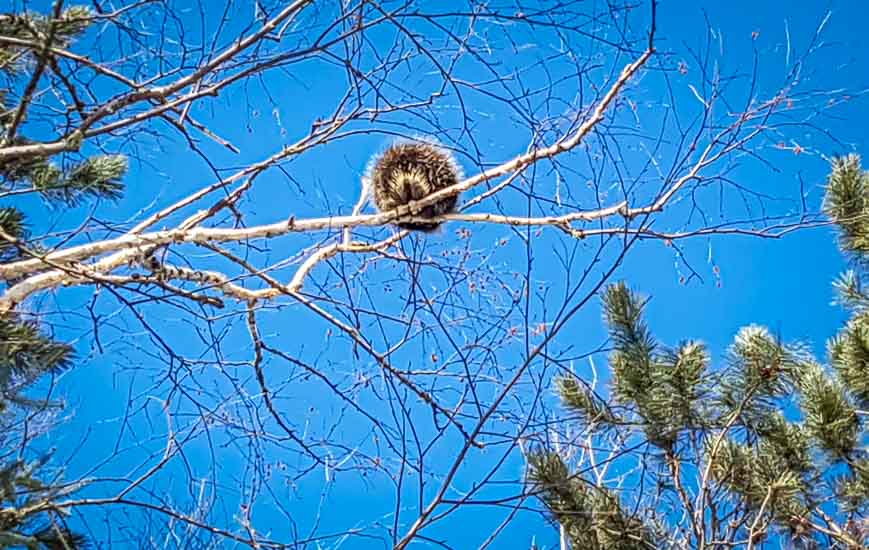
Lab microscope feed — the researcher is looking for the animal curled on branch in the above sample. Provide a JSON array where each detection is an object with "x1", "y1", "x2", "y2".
[{"x1": 366, "y1": 139, "x2": 463, "y2": 232}]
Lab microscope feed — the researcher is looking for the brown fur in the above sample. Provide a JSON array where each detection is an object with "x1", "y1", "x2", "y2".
[{"x1": 367, "y1": 141, "x2": 462, "y2": 232}]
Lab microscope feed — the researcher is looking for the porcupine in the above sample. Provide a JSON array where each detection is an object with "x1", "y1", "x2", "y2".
[{"x1": 366, "y1": 139, "x2": 463, "y2": 232}]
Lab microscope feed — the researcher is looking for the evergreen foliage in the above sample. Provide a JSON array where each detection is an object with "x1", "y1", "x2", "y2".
[
  {"x1": 0, "y1": 457, "x2": 86, "y2": 550},
  {"x1": 0, "y1": 6, "x2": 126, "y2": 548},
  {"x1": 527, "y1": 450, "x2": 658, "y2": 549},
  {"x1": 529, "y1": 155, "x2": 869, "y2": 549}
]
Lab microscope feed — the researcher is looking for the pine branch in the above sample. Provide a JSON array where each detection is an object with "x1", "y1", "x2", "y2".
[
  {"x1": 0, "y1": 207, "x2": 25, "y2": 262},
  {"x1": 0, "y1": 313, "x2": 74, "y2": 408},
  {"x1": 798, "y1": 361, "x2": 859, "y2": 459},
  {"x1": 0, "y1": 456, "x2": 89, "y2": 550},
  {"x1": 601, "y1": 283, "x2": 711, "y2": 448},
  {"x1": 829, "y1": 315, "x2": 869, "y2": 407},
  {"x1": 527, "y1": 450, "x2": 657, "y2": 550},
  {"x1": 556, "y1": 375, "x2": 622, "y2": 427},
  {"x1": 1, "y1": 152, "x2": 127, "y2": 205},
  {"x1": 824, "y1": 154, "x2": 869, "y2": 257}
]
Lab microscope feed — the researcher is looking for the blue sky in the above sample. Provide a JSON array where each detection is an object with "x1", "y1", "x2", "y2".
[
  {"x1": 632, "y1": 0, "x2": 867, "y2": 348},
  {"x1": 10, "y1": 0, "x2": 869, "y2": 548}
]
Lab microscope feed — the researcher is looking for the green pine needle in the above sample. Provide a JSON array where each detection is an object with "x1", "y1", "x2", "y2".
[
  {"x1": 2, "y1": 153, "x2": 127, "y2": 205},
  {"x1": 833, "y1": 270, "x2": 869, "y2": 311},
  {"x1": 556, "y1": 375, "x2": 621, "y2": 426},
  {"x1": 527, "y1": 450, "x2": 657, "y2": 550},
  {"x1": 823, "y1": 154, "x2": 869, "y2": 255},
  {"x1": 798, "y1": 361, "x2": 859, "y2": 459},
  {"x1": 603, "y1": 283, "x2": 657, "y2": 405},
  {"x1": 0, "y1": 206, "x2": 25, "y2": 262},
  {"x1": 829, "y1": 315, "x2": 869, "y2": 406},
  {"x1": 62, "y1": 154, "x2": 127, "y2": 203},
  {"x1": 0, "y1": 314, "x2": 74, "y2": 389}
]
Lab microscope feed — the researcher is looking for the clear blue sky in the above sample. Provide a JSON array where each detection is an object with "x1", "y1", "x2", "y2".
[{"x1": 15, "y1": 0, "x2": 869, "y2": 547}]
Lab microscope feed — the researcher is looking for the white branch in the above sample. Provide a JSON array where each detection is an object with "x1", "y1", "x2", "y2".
[{"x1": 1, "y1": 11, "x2": 657, "y2": 313}]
